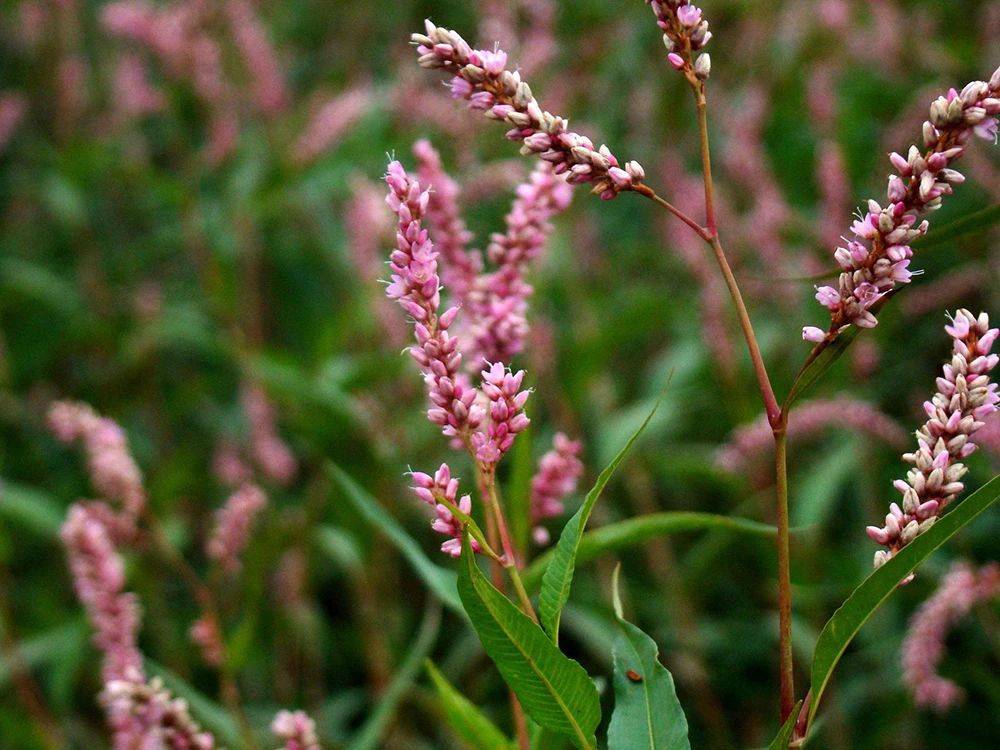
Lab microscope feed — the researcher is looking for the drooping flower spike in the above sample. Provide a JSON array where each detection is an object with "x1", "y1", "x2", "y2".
[
  {"x1": 803, "y1": 71, "x2": 1000, "y2": 343},
  {"x1": 867, "y1": 310, "x2": 999, "y2": 573},
  {"x1": 410, "y1": 464, "x2": 480, "y2": 557},
  {"x1": 412, "y1": 20, "x2": 645, "y2": 200}
]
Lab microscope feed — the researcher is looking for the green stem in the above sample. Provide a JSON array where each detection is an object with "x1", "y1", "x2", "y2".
[{"x1": 774, "y1": 423, "x2": 795, "y2": 721}]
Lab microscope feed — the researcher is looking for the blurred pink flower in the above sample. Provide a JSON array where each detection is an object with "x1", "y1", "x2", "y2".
[
  {"x1": 206, "y1": 483, "x2": 267, "y2": 574},
  {"x1": 241, "y1": 383, "x2": 298, "y2": 485},
  {"x1": 271, "y1": 709, "x2": 320, "y2": 750},
  {"x1": 0, "y1": 94, "x2": 27, "y2": 153},
  {"x1": 113, "y1": 53, "x2": 165, "y2": 119},
  {"x1": 901, "y1": 561, "x2": 1000, "y2": 710},
  {"x1": 292, "y1": 86, "x2": 371, "y2": 165},
  {"x1": 224, "y1": 0, "x2": 288, "y2": 116},
  {"x1": 530, "y1": 433, "x2": 584, "y2": 544}
]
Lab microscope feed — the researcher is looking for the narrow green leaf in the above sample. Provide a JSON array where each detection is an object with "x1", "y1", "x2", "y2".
[
  {"x1": 803, "y1": 474, "x2": 1000, "y2": 737},
  {"x1": 764, "y1": 701, "x2": 802, "y2": 750},
  {"x1": 458, "y1": 537, "x2": 600, "y2": 749},
  {"x1": 784, "y1": 327, "x2": 861, "y2": 410},
  {"x1": 327, "y1": 463, "x2": 462, "y2": 613},
  {"x1": 523, "y1": 512, "x2": 777, "y2": 592},
  {"x1": 607, "y1": 567, "x2": 690, "y2": 750},
  {"x1": 0, "y1": 620, "x2": 86, "y2": 689},
  {"x1": 146, "y1": 660, "x2": 242, "y2": 747},
  {"x1": 348, "y1": 601, "x2": 441, "y2": 750},
  {"x1": 0, "y1": 479, "x2": 64, "y2": 538},
  {"x1": 425, "y1": 660, "x2": 514, "y2": 750},
  {"x1": 792, "y1": 442, "x2": 856, "y2": 527},
  {"x1": 538, "y1": 400, "x2": 661, "y2": 642}
]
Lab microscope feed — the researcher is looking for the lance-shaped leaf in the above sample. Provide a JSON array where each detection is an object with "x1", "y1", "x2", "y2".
[
  {"x1": 539, "y1": 400, "x2": 660, "y2": 643},
  {"x1": 458, "y1": 537, "x2": 600, "y2": 749},
  {"x1": 607, "y1": 566, "x2": 690, "y2": 750},
  {"x1": 797, "y1": 474, "x2": 1000, "y2": 741},
  {"x1": 425, "y1": 660, "x2": 514, "y2": 750},
  {"x1": 764, "y1": 701, "x2": 802, "y2": 750}
]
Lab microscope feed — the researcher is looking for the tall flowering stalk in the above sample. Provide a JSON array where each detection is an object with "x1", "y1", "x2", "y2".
[
  {"x1": 412, "y1": 20, "x2": 646, "y2": 199},
  {"x1": 645, "y1": 1, "x2": 713, "y2": 78},
  {"x1": 803, "y1": 72, "x2": 1000, "y2": 342},
  {"x1": 867, "y1": 310, "x2": 998, "y2": 570},
  {"x1": 901, "y1": 561, "x2": 1000, "y2": 711}
]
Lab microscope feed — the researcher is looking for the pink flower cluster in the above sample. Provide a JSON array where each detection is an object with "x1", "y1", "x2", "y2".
[
  {"x1": 241, "y1": 383, "x2": 298, "y2": 485},
  {"x1": 223, "y1": 0, "x2": 288, "y2": 116},
  {"x1": 867, "y1": 310, "x2": 999, "y2": 569},
  {"x1": 472, "y1": 363, "x2": 531, "y2": 465},
  {"x1": 48, "y1": 401, "x2": 146, "y2": 529},
  {"x1": 61, "y1": 505, "x2": 143, "y2": 686},
  {"x1": 113, "y1": 53, "x2": 165, "y2": 119},
  {"x1": 803, "y1": 72, "x2": 1000, "y2": 343},
  {"x1": 272, "y1": 709, "x2": 321, "y2": 750},
  {"x1": 530, "y1": 433, "x2": 584, "y2": 545},
  {"x1": 413, "y1": 139, "x2": 482, "y2": 302},
  {"x1": 103, "y1": 677, "x2": 216, "y2": 750},
  {"x1": 901, "y1": 561, "x2": 1000, "y2": 711},
  {"x1": 410, "y1": 464, "x2": 478, "y2": 558},
  {"x1": 465, "y1": 161, "x2": 572, "y2": 364},
  {"x1": 645, "y1": 1, "x2": 712, "y2": 78},
  {"x1": 206, "y1": 483, "x2": 267, "y2": 574},
  {"x1": 0, "y1": 93, "x2": 27, "y2": 152},
  {"x1": 412, "y1": 20, "x2": 645, "y2": 199},
  {"x1": 292, "y1": 86, "x2": 372, "y2": 165},
  {"x1": 384, "y1": 160, "x2": 483, "y2": 442}
]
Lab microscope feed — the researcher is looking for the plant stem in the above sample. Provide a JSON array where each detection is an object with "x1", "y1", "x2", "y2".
[{"x1": 773, "y1": 423, "x2": 795, "y2": 721}]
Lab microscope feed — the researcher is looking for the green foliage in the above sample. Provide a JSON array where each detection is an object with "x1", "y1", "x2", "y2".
[
  {"x1": 539, "y1": 399, "x2": 661, "y2": 643},
  {"x1": 425, "y1": 660, "x2": 514, "y2": 750},
  {"x1": 607, "y1": 566, "x2": 690, "y2": 750},
  {"x1": 458, "y1": 538, "x2": 601, "y2": 749}
]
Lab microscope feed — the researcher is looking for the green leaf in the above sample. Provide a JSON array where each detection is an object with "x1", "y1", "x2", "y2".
[
  {"x1": 538, "y1": 399, "x2": 660, "y2": 643},
  {"x1": 783, "y1": 327, "x2": 862, "y2": 410},
  {"x1": 146, "y1": 660, "x2": 242, "y2": 747},
  {"x1": 607, "y1": 567, "x2": 690, "y2": 750},
  {"x1": 425, "y1": 660, "x2": 514, "y2": 750},
  {"x1": 801, "y1": 474, "x2": 1000, "y2": 739},
  {"x1": 507, "y1": 427, "x2": 535, "y2": 555},
  {"x1": 0, "y1": 479, "x2": 64, "y2": 538},
  {"x1": 458, "y1": 537, "x2": 600, "y2": 749},
  {"x1": 0, "y1": 620, "x2": 87, "y2": 689},
  {"x1": 792, "y1": 442, "x2": 856, "y2": 528},
  {"x1": 523, "y1": 512, "x2": 777, "y2": 592},
  {"x1": 347, "y1": 601, "x2": 442, "y2": 750},
  {"x1": 764, "y1": 701, "x2": 802, "y2": 750},
  {"x1": 328, "y1": 463, "x2": 462, "y2": 614}
]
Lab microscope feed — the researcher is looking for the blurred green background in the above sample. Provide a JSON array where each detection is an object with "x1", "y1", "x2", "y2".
[{"x1": 0, "y1": 1, "x2": 997, "y2": 748}]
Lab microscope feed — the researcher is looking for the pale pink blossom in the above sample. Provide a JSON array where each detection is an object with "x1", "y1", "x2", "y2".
[
  {"x1": 292, "y1": 86, "x2": 371, "y2": 165},
  {"x1": 189, "y1": 615, "x2": 223, "y2": 667},
  {"x1": 103, "y1": 677, "x2": 216, "y2": 749},
  {"x1": 717, "y1": 398, "x2": 907, "y2": 473},
  {"x1": 413, "y1": 21, "x2": 644, "y2": 199},
  {"x1": 241, "y1": 383, "x2": 298, "y2": 485},
  {"x1": 868, "y1": 310, "x2": 999, "y2": 570},
  {"x1": 901, "y1": 561, "x2": 1000, "y2": 710},
  {"x1": 206, "y1": 483, "x2": 267, "y2": 574},
  {"x1": 471, "y1": 362, "x2": 531, "y2": 466},
  {"x1": 410, "y1": 464, "x2": 480, "y2": 557},
  {"x1": 804, "y1": 73, "x2": 1000, "y2": 340},
  {"x1": 530, "y1": 433, "x2": 584, "y2": 544},
  {"x1": 113, "y1": 53, "x2": 165, "y2": 118},
  {"x1": 271, "y1": 709, "x2": 320, "y2": 750},
  {"x1": 224, "y1": 0, "x2": 288, "y2": 115},
  {"x1": 0, "y1": 94, "x2": 27, "y2": 152},
  {"x1": 48, "y1": 401, "x2": 145, "y2": 525}
]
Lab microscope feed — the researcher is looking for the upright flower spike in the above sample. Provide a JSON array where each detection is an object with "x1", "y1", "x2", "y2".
[
  {"x1": 412, "y1": 20, "x2": 645, "y2": 199},
  {"x1": 803, "y1": 72, "x2": 1000, "y2": 342},
  {"x1": 271, "y1": 709, "x2": 321, "y2": 750},
  {"x1": 410, "y1": 464, "x2": 480, "y2": 557},
  {"x1": 529, "y1": 433, "x2": 584, "y2": 545},
  {"x1": 205, "y1": 483, "x2": 267, "y2": 575},
  {"x1": 384, "y1": 160, "x2": 484, "y2": 440},
  {"x1": 867, "y1": 310, "x2": 999, "y2": 571},
  {"x1": 61, "y1": 505, "x2": 144, "y2": 686},
  {"x1": 471, "y1": 362, "x2": 531, "y2": 467},
  {"x1": 412, "y1": 139, "x2": 482, "y2": 303},
  {"x1": 645, "y1": 1, "x2": 712, "y2": 79},
  {"x1": 103, "y1": 677, "x2": 216, "y2": 750},
  {"x1": 465, "y1": 161, "x2": 572, "y2": 364}
]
